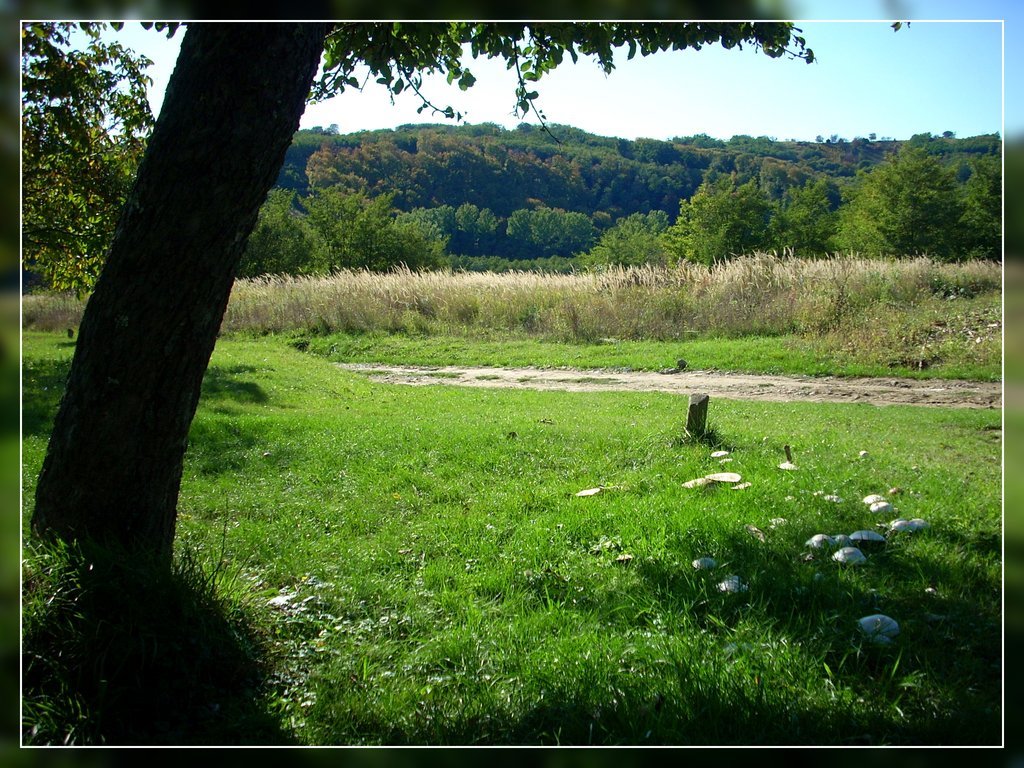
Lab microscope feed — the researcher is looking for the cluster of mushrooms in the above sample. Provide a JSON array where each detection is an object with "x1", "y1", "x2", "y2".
[{"x1": 685, "y1": 450, "x2": 931, "y2": 646}]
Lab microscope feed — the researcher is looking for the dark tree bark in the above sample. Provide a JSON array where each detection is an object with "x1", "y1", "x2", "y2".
[{"x1": 31, "y1": 23, "x2": 328, "y2": 560}]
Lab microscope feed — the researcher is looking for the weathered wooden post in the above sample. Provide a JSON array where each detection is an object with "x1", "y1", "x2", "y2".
[{"x1": 686, "y1": 393, "x2": 709, "y2": 438}]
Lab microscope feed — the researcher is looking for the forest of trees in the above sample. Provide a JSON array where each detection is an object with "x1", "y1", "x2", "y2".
[{"x1": 235, "y1": 123, "x2": 1002, "y2": 276}]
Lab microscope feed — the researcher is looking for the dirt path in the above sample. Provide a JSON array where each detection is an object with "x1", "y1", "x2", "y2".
[{"x1": 337, "y1": 363, "x2": 1002, "y2": 409}]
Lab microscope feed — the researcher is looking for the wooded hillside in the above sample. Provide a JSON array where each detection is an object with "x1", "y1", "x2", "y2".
[
  {"x1": 245, "y1": 123, "x2": 1000, "y2": 270},
  {"x1": 279, "y1": 122, "x2": 999, "y2": 221}
]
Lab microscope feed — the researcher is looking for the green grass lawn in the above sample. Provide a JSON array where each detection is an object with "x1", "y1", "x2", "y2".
[{"x1": 21, "y1": 331, "x2": 1003, "y2": 745}]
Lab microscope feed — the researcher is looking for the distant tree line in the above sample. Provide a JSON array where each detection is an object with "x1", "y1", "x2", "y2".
[
  {"x1": 283, "y1": 123, "x2": 998, "y2": 215},
  {"x1": 648, "y1": 146, "x2": 1000, "y2": 265},
  {"x1": 240, "y1": 141, "x2": 1001, "y2": 276}
]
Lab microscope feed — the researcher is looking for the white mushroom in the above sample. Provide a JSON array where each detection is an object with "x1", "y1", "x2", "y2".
[
  {"x1": 705, "y1": 472, "x2": 742, "y2": 484},
  {"x1": 888, "y1": 518, "x2": 929, "y2": 533},
  {"x1": 858, "y1": 614, "x2": 900, "y2": 644},
  {"x1": 832, "y1": 546, "x2": 867, "y2": 565},
  {"x1": 268, "y1": 592, "x2": 298, "y2": 608},
  {"x1": 683, "y1": 477, "x2": 712, "y2": 489},
  {"x1": 823, "y1": 494, "x2": 844, "y2": 503},
  {"x1": 711, "y1": 450, "x2": 730, "y2": 458},
  {"x1": 778, "y1": 461, "x2": 798, "y2": 470},
  {"x1": 717, "y1": 575, "x2": 749, "y2": 593},
  {"x1": 863, "y1": 494, "x2": 886, "y2": 505},
  {"x1": 692, "y1": 557, "x2": 717, "y2": 570},
  {"x1": 850, "y1": 530, "x2": 886, "y2": 544},
  {"x1": 805, "y1": 534, "x2": 835, "y2": 549},
  {"x1": 869, "y1": 501, "x2": 894, "y2": 515}
]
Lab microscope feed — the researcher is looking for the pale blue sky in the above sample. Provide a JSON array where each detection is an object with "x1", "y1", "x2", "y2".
[{"x1": 101, "y1": 4, "x2": 1011, "y2": 143}]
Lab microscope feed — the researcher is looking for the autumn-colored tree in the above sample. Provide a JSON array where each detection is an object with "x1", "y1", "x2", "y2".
[{"x1": 21, "y1": 22, "x2": 155, "y2": 293}]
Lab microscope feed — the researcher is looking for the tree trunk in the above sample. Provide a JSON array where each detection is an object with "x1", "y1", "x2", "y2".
[{"x1": 31, "y1": 23, "x2": 328, "y2": 560}]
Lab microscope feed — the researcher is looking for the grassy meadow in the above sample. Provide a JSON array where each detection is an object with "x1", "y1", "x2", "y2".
[{"x1": 21, "y1": 319, "x2": 1003, "y2": 745}]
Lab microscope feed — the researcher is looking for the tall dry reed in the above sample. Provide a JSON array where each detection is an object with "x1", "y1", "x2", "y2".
[{"x1": 23, "y1": 254, "x2": 1002, "y2": 342}]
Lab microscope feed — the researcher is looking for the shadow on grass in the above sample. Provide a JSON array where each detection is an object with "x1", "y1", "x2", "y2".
[
  {"x1": 21, "y1": 356, "x2": 70, "y2": 439},
  {"x1": 318, "y1": 674, "x2": 930, "y2": 746},
  {"x1": 200, "y1": 364, "x2": 269, "y2": 406},
  {"x1": 22, "y1": 539, "x2": 295, "y2": 746},
  {"x1": 23, "y1": 359, "x2": 270, "y2": 440}
]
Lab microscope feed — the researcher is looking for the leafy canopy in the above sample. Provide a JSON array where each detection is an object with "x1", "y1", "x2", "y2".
[
  {"x1": 836, "y1": 147, "x2": 963, "y2": 259},
  {"x1": 21, "y1": 22, "x2": 155, "y2": 293},
  {"x1": 662, "y1": 176, "x2": 774, "y2": 266},
  {"x1": 316, "y1": 22, "x2": 814, "y2": 123}
]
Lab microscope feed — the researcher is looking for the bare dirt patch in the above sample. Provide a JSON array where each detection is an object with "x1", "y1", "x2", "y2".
[{"x1": 337, "y1": 364, "x2": 1001, "y2": 409}]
